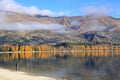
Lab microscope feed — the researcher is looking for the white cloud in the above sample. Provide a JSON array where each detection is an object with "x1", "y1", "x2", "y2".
[
  {"x1": 0, "y1": 0, "x2": 66, "y2": 16},
  {"x1": 0, "y1": 12, "x2": 68, "y2": 33},
  {"x1": 81, "y1": 6, "x2": 111, "y2": 15},
  {"x1": 3, "y1": 22, "x2": 65, "y2": 31},
  {"x1": 1, "y1": 21, "x2": 68, "y2": 33}
]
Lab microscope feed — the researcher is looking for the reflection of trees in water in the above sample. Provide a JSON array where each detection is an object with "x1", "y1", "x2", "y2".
[
  {"x1": 0, "y1": 52, "x2": 70, "y2": 61},
  {"x1": 0, "y1": 52, "x2": 120, "y2": 80},
  {"x1": 0, "y1": 52, "x2": 120, "y2": 70}
]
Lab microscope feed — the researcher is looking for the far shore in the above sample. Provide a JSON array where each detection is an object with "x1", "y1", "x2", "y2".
[
  {"x1": 0, "y1": 50, "x2": 118, "y2": 54},
  {"x1": 0, "y1": 68, "x2": 60, "y2": 80}
]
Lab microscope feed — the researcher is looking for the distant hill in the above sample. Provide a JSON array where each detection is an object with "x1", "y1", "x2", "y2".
[{"x1": 0, "y1": 11, "x2": 120, "y2": 45}]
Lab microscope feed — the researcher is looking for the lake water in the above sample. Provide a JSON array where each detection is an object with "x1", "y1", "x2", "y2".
[{"x1": 0, "y1": 52, "x2": 120, "y2": 80}]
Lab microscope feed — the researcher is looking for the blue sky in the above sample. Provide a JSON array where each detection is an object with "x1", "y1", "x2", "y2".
[{"x1": 0, "y1": 0, "x2": 120, "y2": 17}]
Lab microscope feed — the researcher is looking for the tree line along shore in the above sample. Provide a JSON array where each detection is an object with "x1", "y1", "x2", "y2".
[
  {"x1": 0, "y1": 44, "x2": 120, "y2": 52},
  {"x1": 0, "y1": 44, "x2": 120, "y2": 61}
]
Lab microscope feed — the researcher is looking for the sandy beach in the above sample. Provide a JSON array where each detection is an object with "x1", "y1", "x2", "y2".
[{"x1": 0, "y1": 68, "x2": 57, "y2": 80}]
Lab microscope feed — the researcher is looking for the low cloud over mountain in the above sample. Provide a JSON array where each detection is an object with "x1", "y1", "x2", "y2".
[{"x1": 0, "y1": 11, "x2": 120, "y2": 45}]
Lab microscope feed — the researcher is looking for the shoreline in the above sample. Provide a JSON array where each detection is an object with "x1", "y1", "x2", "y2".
[
  {"x1": 0, "y1": 68, "x2": 57, "y2": 80},
  {"x1": 0, "y1": 49, "x2": 118, "y2": 53}
]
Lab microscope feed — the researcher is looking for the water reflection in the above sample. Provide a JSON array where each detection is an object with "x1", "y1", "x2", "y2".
[
  {"x1": 85, "y1": 59, "x2": 95, "y2": 69},
  {"x1": 0, "y1": 51, "x2": 120, "y2": 80}
]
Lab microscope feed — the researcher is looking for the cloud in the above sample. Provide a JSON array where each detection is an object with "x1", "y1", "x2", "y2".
[
  {"x1": 0, "y1": 12, "x2": 69, "y2": 33},
  {"x1": 81, "y1": 6, "x2": 111, "y2": 15},
  {"x1": 3, "y1": 22, "x2": 65, "y2": 31},
  {"x1": 0, "y1": 0, "x2": 67, "y2": 16},
  {"x1": 2, "y1": 22, "x2": 68, "y2": 33}
]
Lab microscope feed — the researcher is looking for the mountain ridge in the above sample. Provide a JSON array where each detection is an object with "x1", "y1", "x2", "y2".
[{"x1": 0, "y1": 11, "x2": 120, "y2": 45}]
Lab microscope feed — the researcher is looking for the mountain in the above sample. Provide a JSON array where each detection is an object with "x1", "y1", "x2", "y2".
[{"x1": 0, "y1": 11, "x2": 120, "y2": 45}]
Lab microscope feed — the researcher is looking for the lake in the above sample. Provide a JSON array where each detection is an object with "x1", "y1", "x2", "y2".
[{"x1": 0, "y1": 51, "x2": 120, "y2": 80}]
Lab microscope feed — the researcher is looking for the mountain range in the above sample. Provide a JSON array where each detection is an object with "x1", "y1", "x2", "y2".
[{"x1": 0, "y1": 11, "x2": 120, "y2": 45}]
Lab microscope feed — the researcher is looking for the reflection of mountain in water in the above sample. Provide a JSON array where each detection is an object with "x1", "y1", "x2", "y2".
[{"x1": 85, "y1": 59, "x2": 95, "y2": 69}]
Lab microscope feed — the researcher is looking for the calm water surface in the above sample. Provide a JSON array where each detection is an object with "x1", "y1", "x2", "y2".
[{"x1": 0, "y1": 52, "x2": 120, "y2": 80}]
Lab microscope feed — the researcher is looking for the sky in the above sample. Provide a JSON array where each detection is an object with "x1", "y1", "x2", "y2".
[{"x1": 0, "y1": 0, "x2": 120, "y2": 17}]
